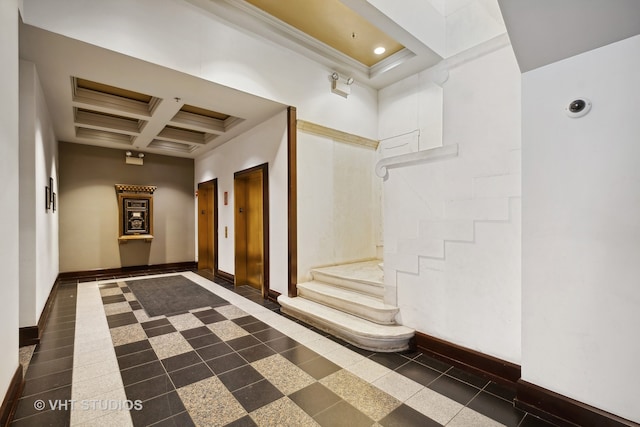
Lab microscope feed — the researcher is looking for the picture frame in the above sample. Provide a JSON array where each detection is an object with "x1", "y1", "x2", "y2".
[{"x1": 45, "y1": 186, "x2": 50, "y2": 212}]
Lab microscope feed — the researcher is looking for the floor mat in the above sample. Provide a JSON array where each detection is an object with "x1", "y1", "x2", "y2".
[{"x1": 127, "y1": 275, "x2": 229, "y2": 316}]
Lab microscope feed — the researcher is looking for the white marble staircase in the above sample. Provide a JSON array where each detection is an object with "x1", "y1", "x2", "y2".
[{"x1": 277, "y1": 260, "x2": 414, "y2": 352}]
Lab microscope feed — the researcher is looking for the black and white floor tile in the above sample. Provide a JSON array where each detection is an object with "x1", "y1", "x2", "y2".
[{"x1": 12, "y1": 271, "x2": 556, "y2": 427}]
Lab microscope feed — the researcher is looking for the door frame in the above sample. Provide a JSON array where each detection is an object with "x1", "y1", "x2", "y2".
[
  {"x1": 197, "y1": 178, "x2": 218, "y2": 274},
  {"x1": 234, "y1": 163, "x2": 270, "y2": 298}
]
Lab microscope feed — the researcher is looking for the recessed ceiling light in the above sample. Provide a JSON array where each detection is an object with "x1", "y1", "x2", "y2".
[{"x1": 374, "y1": 46, "x2": 386, "y2": 55}]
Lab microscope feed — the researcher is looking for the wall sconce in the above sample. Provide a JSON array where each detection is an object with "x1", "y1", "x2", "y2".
[
  {"x1": 331, "y1": 72, "x2": 354, "y2": 98},
  {"x1": 125, "y1": 151, "x2": 145, "y2": 166}
]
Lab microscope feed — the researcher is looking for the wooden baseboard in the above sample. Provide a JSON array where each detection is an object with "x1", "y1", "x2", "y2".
[
  {"x1": 0, "y1": 366, "x2": 23, "y2": 427},
  {"x1": 58, "y1": 261, "x2": 197, "y2": 281},
  {"x1": 267, "y1": 289, "x2": 281, "y2": 304},
  {"x1": 414, "y1": 331, "x2": 521, "y2": 387},
  {"x1": 18, "y1": 327, "x2": 39, "y2": 348},
  {"x1": 19, "y1": 276, "x2": 62, "y2": 347},
  {"x1": 215, "y1": 270, "x2": 234, "y2": 285},
  {"x1": 516, "y1": 380, "x2": 640, "y2": 427}
]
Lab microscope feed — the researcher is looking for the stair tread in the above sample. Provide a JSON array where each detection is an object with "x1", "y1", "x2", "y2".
[
  {"x1": 278, "y1": 296, "x2": 413, "y2": 339},
  {"x1": 311, "y1": 260, "x2": 384, "y2": 287},
  {"x1": 298, "y1": 281, "x2": 397, "y2": 311}
]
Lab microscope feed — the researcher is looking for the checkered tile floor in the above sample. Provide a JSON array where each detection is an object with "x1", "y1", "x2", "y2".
[
  {"x1": 12, "y1": 271, "x2": 556, "y2": 427},
  {"x1": 100, "y1": 277, "x2": 438, "y2": 426}
]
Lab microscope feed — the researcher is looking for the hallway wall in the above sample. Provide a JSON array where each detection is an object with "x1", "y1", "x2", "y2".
[
  {"x1": 380, "y1": 44, "x2": 522, "y2": 363},
  {"x1": 522, "y1": 34, "x2": 640, "y2": 423},
  {"x1": 194, "y1": 110, "x2": 288, "y2": 296},
  {"x1": 19, "y1": 60, "x2": 59, "y2": 328},
  {"x1": 58, "y1": 143, "x2": 195, "y2": 272},
  {"x1": 0, "y1": 0, "x2": 20, "y2": 403}
]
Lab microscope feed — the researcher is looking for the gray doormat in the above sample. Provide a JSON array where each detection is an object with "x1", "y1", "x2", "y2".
[{"x1": 126, "y1": 275, "x2": 228, "y2": 317}]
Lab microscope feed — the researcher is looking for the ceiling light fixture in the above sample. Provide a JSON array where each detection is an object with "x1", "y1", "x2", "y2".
[
  {"x1": 346, "y1": 77, "x2": 354, "y2": 85},
  {"x1": 374, "y1": 46, "x2": 386, "y2": 55}
]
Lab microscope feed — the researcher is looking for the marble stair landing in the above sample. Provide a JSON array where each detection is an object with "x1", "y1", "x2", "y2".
[{"x1": 278, "y1": 260, "x2": 414, "y2": 352}]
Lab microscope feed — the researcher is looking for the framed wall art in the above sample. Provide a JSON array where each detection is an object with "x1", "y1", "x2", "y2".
[{"x1": 115, "y1": 184, "x2": 157, "y2": 243}]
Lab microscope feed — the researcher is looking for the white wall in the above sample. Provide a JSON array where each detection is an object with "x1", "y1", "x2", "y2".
[
  {"x1": 19, "y1": 60, "x2": 59, "y2": 328},
  {"x1": 522, "y1": 35, "x2": 640, "y2": 423},
  {"x1": 381, "y1": 45, "x2": 521, "y2": 363},
  {"x1": 446, "y1": 0, "x2": 506, "y2": 57},
  {"x1": 297, "y1": 133, "x2": 381, "y2": 281},
  {"x1": 0, "y1": 0, "x2": 20, "y2": 399},
  {"x1": 20, "y1": 0, "x2": 378, "y2": 140},
  {"x1": 195, "y1": 110, "x2": 289, "y2": 296}
]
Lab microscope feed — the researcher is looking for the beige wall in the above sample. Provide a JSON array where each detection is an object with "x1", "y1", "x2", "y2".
[{"x1": 59, "y1": 142, "x2": 195, "y2": 272}]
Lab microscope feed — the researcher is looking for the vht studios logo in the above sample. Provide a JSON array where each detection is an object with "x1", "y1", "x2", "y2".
[{"x1": 33, "y1": 399, "x2": 143, "y2": 411}]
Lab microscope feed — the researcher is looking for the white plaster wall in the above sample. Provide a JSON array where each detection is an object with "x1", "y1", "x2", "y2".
[
  {"x1": 297, "y1": 134, "x2": 380, "y2": 281},
  {"x1": 0, "y1": 0, "x2": 20, "y2": 397},
  {"x1": 446, "y1": 0, "x2": 506, "y2": 57},
  {"x1": 522, "y1": 35, "x2": 640, "y2": 423},
  {"x1": 18, "y1": 61, "x2": 37, "y2": 327},
  {"x1": 381, "y1": 45, "x2": 521, "y2": 363},
  {"x1": 19, "y1": 61, "x2": 59, "y2": 328},
  {"x1": 195, "y1": 110, "x2": 289, "y2": 296},
  {"x1": 20, "y1": 0, "x2": 378, "y2": 140}
]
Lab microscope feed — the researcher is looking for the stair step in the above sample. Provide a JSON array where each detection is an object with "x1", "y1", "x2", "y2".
[
  {"x1": 277, "y1": 296, "x2": 414, "y2": 353},
  {"x1": 311, "y1": 260, "x2": 384, "y2": 298},
  {"x1": 297, "y1": 281, "x2": 398, "y2": 325}
]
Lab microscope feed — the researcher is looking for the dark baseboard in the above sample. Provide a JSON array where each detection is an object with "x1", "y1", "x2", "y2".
[
  {"x1": 0, "y1": 365, "x2": 23, "y2": 427},
  {"x1": 215, "y1": 270, "x2": 234, "y2": 286},
  {"x1": 58, "y1": 261, "x2": 197, "y2": 281},
  {"x1": 18, "y1": 327, "x2": 39, "y2": 348},
  {"x1": 516, "y1": 380, "x2": 640, "y2": 427},
  {"x1": 19, "y1": 276, "x2": 61, "y2": 347},
  {"x1": 414, "y1": 331, "x2": 521, "y2": 387},
  {"x1": 267, "y1": 289, "x2": 281, "y2": 304}
]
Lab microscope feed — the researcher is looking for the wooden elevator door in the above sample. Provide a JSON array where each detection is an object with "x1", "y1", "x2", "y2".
[
  {"x1": 197, "y1": 181, "x2": 215, "y2": 271},
  {"x1": 234, "y1": 171, "x2": 264, "y2": 291}
]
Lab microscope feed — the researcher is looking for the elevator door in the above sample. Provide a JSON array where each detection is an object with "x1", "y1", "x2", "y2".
[
  {"x1": 197, "y1": 180, "x2": 216, "y2": 272},
  {"x1": 234, "y1": 169, "x2": 264, "y2": 291}
]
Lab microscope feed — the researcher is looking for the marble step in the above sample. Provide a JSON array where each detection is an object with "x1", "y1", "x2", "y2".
[
  {"x1": 297, "y1": 281, "x2": 398, "y2": 325},
  {"x1": 278, "y1": 295, "x2": 414, "y2": 353},
  {"x1": 311, "y1": 260, "x2": 384, "y2": 298}
]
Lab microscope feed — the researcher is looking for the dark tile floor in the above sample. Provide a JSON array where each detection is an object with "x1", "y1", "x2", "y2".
[
  {"x1": 12, "y1": 282, "x2": 77, "y2": 426},
  {"x1": 11, "y1": 269, "x2": 557, "y2": 427}
]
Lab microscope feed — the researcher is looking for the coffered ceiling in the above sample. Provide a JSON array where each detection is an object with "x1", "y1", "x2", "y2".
[{"x1": 19, "y1": 23, "x2": 287, "y2": 159}]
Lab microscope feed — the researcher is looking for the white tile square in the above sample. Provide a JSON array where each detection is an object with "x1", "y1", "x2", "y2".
[
  {"x1": 373, "y1": 371, "x2": 424, "y2": 402},
  {"x1": 405, "y1": 387, "x2": 464, "y2": 425}
]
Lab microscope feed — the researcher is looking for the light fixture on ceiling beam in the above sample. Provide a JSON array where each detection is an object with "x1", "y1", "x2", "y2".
[
  {"x1": 330, "y1": 72, "x2": 354, "y2": 98},
  {"x1": 125, "y1": 150, "x2": 144, "y2": 165}
]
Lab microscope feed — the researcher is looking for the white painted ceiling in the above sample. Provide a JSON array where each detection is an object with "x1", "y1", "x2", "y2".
[{"x1": 498, "y1": 0, "x2": 640, "y2": 72}]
